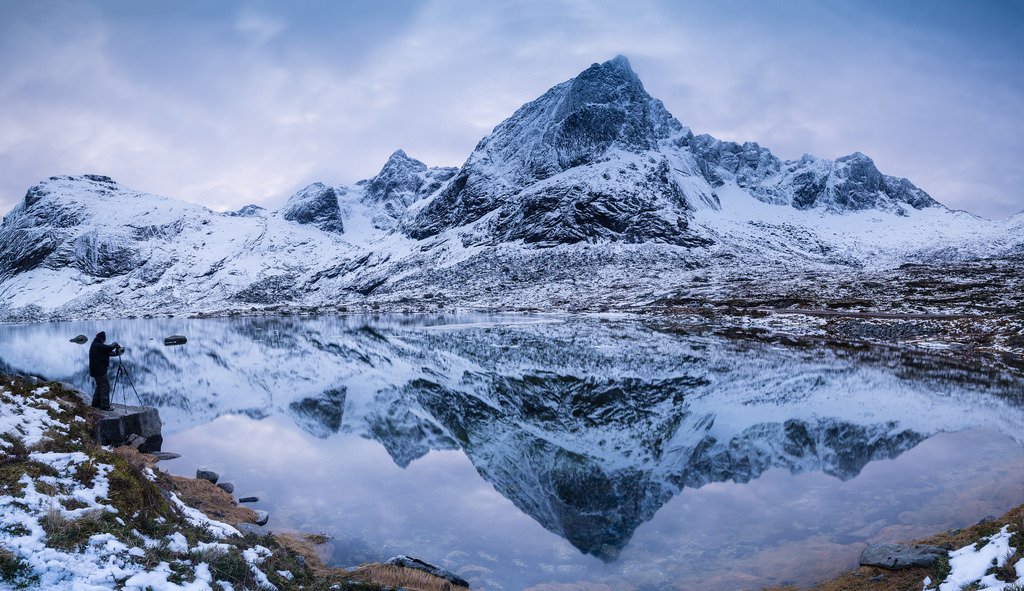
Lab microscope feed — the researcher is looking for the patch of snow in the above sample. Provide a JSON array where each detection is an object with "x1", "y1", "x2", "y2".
[{"x1": 928, "y1": 525, "x2": 1023, "y2": 591}]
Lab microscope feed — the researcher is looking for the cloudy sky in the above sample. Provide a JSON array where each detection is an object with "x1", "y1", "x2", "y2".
[{"x1": 1, "y1": 0, "x2": 1021, "y2": 219}]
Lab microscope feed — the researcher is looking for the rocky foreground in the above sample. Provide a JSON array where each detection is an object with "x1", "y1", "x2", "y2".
[{"x1": 0, "y1": 375, "x2": 467, "y2": 591}]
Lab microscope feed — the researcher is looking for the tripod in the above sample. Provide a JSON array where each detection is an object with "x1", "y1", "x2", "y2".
[{"x1": 111, "y1": 354, "x2": 144, "y2": 407}]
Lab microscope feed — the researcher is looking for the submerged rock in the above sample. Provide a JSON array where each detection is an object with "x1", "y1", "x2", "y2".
[{"x1": 859, "y1": 543, "x2": 947, "y2": 570}]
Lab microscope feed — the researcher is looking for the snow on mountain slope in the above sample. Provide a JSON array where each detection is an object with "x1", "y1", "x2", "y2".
[{"x1": 0, "y1": 56, "x2": 1019, "y2": 320}]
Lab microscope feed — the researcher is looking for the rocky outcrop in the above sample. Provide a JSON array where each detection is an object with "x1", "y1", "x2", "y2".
[
  {"x1": 358, "y1": 150, "x2": 457, "y2": 229},
  {"x1": 93, "y1": 404, "x2": 163, "y2": 453},
  {"x1": 280, "y1": 183, "x2": 345, "y2": 233}
]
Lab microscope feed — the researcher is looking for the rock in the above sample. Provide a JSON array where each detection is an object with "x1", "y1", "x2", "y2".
[
  {"x1": 253, "y1": 510, "x2": 270, "y2": 526},
  {"x1": 236, "y1": 523, "x2": 264, "y2": 536},
  {"x1": 196, "y1": 468, "x2": 219, "y2": 484},
  {"x1": 859, "y1": 543, "x2": 947, "y2": 570},
  {"x1": 280, "y1": 183, "x2": 345, "y2": 233},
  {"x1": 870, "y1": 574, "x2": 886, "y2": 581},
  {"x1": 216, "y1": 482, "x2": 235, "y2": 494},
  {"x1": 977, "y1": 515, "x2": 997, "y2": 525},
  {"x1": 151, "y1": 451, "x2": 181, "y2": 461},
  {"x1": 93, "y1": 404, "x2": 162, "y2": 452},
  {"x1": 126, "y1": 433, "x2": 146, "y2": 449},
  {"x1": 163, "y1": 335, "x2": 187, "y2": 346},
  {"x1": 238, "y1": 496, "x2": 259, "y2": 503},
  {"x1": 384, "y1": 555, "x2": 470, "y2": 588},
  {"x1": 70, "y1": 334, "x2": 88, "y2": 344}
]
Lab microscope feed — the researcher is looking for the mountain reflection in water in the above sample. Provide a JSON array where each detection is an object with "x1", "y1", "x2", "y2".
[{"x1": 1, "y1": 314, "x2": 1022, "y2": 589}]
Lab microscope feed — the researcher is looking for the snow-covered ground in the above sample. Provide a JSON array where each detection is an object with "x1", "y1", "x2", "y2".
[
  {"x1": 0, "y1": 379, "x2": 289, "y2": 590},
  {"x1": 926, "y1": 526, "x2": 1024, "y2": 591}
]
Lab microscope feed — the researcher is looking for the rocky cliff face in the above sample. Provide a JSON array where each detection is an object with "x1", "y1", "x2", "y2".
[
  {"x1": 280, "y1": 183, "x2": 346, "y2": 233},
  {"x1": 358, "y1": 150, "x2": 457, "y2": 229}
]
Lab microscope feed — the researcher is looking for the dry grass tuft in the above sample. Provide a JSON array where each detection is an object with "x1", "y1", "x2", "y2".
[
  {"x1": 274, "y1": 533, "x2": 335, "y2": 578},
  {"x1": 111, "y1": 446, "x2": 157, "y2": 472},
  {"x1": 169, "y1": 475, "x2": 257, "y2": 525},
  {"x1": 350, "y1": 563, "x2": 470, "y2": 591}
]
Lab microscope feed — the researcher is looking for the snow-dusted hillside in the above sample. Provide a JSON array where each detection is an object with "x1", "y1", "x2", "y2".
[{"x1": 0, "y1": 56, "x2": 1020, "y2": 321}]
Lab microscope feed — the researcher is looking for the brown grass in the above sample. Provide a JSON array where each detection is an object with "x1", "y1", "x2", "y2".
[
  {"x1": 111, "y1": 446, "x2": 157, "y2": 472},
  {"x1": 273, "y1": 534, "x2": 467, "y2": 591},
  {"x1": 350, "y1": 563, "x2": 470, "y2": 591},
  {"x1": 763, "y1": 505, "x2": 1024, "y2": 591},
  {"x1": 169, "y1": 475, "x2": 258, "y2": 524},
  {"x1": 274, "y1": 533, "x2": 335, "y2": 578}
]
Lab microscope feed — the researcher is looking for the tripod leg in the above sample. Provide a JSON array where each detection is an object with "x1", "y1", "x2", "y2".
[{"x1": 121, "y1": 365, "x2": 143, "y2": 406}]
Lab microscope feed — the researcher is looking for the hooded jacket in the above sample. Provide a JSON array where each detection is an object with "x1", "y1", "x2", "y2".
[{"x1": 89, "y1": 334, "x2": 118, "y2": 378}]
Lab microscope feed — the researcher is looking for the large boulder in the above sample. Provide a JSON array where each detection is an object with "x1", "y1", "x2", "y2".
[{"x1": 859, "y1": 543, "x2": 947, "y2": 570}]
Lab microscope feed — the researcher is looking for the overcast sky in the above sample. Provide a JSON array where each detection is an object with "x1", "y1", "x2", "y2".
[{"x1": 1, "y1": 0, "x2": 1022, "y2": 219}]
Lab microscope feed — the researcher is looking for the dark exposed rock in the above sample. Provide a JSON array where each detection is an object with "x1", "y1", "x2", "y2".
[
  {"x1": 384, "y1": 555, "x2": 470, "y2": 588},
  {"x1": 859, "y1": 543, "x2": 947, "y2": 570},
  {"x1": 233, "y1": 275, "x2": 300, "y2": 304},
  {"x1": 226, "y1": 204, "x2": 265, "y2": 217},
  {"x1": 196, "y1": 468, "x2": 219, "y2": 484},
  {"x1": 93, "y1": 404, "x2": 162, "y2": 452},
  {"x1": 151, "y1": 451, "x2": 181, "y2": 461},
  {"x1": 216, "y1": 482, "x2": 235, "y2": 494},
  {"x1": 236, "y1": 522, "x2": 264, "y2": 535},
  {"x1": 280, "y1": 183, "x2": 345, "y2": 233},
  {"x1": 238, "y1": 496, "x2": 259, "y2": 503}
]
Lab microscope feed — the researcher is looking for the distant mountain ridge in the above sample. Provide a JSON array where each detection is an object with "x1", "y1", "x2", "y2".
[{"x1": 0, "y1": 56, "x2": 1018, "y2": 320}]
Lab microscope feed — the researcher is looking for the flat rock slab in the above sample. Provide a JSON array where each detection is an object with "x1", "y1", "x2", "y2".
[
  {"x1": 385, "y1": 555, "x2": 470, "y2": 588},
  {"x1": 151, "y1": 452, "x2": 181, "y2": 461},
  {"x1": 94, "y1": 404, "x2": 162, "y2": 452},
  {"x1": 860, "y1": 543, "x2": 947, "y2": 570}
]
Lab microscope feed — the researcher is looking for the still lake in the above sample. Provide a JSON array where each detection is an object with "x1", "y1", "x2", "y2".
[{"x1": 1, "y1": 314, "x2": 1023, "y2": 590}]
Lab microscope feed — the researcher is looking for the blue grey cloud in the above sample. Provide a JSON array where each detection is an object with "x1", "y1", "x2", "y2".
[{"x1": 0, "y1": 0, "x2": 1020, "y2": 218}]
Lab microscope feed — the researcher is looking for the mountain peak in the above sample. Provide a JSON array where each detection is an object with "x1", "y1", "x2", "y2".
[{"x1": 581, "y1": 54, "x2": 640, "y2": 86}]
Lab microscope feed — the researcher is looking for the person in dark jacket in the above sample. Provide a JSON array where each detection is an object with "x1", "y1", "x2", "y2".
[{"x1": 89, "y1": 331, "x2": 121, "y2": 410}]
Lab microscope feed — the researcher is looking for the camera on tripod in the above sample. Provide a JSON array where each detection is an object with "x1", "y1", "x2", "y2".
[{"x1": 111, "y1": 344, "x2": 125, "y2": 357}]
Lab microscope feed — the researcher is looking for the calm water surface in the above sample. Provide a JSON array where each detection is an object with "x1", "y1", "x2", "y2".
[{"x1": 1, "y1": 314, "x2": 1022, "y2": 591}]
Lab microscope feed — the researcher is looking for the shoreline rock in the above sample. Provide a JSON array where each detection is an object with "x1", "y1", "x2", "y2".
[{"x1": 859, "y1": 543, "x2": 947, "y2": 570}]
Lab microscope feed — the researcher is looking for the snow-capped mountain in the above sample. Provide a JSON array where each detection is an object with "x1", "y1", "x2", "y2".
[{"x1": 0, "y1": 56, "x2": 1020, "y2": 321}]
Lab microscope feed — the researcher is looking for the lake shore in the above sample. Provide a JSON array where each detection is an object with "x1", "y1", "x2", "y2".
[{"x1": 0, "y1": 374, "x2": 467, "y2": 591}]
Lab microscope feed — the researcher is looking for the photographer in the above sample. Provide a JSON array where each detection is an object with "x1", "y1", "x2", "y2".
[{"x1": 88, "y1": 331, "x2": 123, "y2": 411}]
